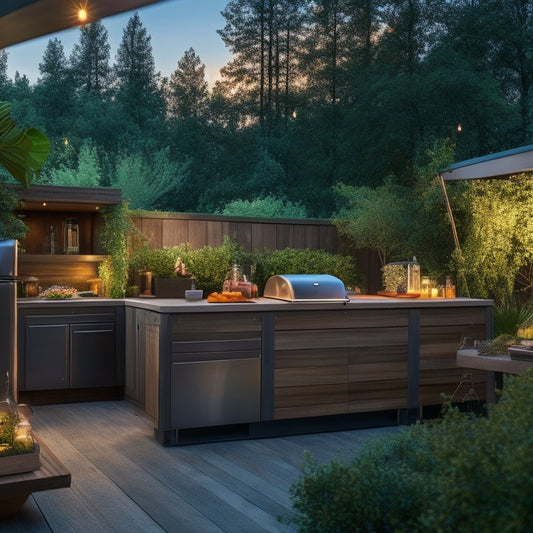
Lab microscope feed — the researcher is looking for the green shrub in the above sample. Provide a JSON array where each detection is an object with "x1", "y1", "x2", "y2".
[
  {"x1": 129, "y1": 244, "x2": 178, "y2": 279},
  {"x1": 154, "y1": 239, "x2": 360, "y2": 297},
  {"x1": 290, "y1": 369, "x2": 533, "y2": 532},
  {"x1": 168, "y1": 238, "x2": 243, "y2": 295},
  {"x1": 250, "y1": 247, "x2": 361, "y2": 295},
  {"x1": 290, "y1": 426, "x2": 436, "y2": 532},
  {"x1": 420, "y1": 370, "x2": 533, "y2": 532}
]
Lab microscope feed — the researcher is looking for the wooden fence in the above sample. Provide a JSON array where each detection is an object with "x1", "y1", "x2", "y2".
[{"x1": 131, "y1": 212, "x2": 381, "y2": 293}]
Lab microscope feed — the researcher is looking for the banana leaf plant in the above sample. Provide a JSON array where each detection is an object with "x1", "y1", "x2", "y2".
[{"x1": 0, "y1": 101, "x2": 50, "y2": 189}]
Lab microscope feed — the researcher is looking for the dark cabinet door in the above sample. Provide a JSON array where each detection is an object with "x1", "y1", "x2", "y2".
[
  {"x1": 26, "y1": 323, "x2": 69, "y2": 390},
  {"x1": 70, "y1": 323, "x2": 116, "y2": 388}
]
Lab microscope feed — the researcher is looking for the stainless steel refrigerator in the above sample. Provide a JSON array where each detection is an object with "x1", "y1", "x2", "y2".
[{"x1": 0, "y1": 239, "x2": 18, "y2": 401}]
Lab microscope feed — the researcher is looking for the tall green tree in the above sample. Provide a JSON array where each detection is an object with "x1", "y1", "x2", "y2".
[
  {"x1": 34, "y1": 38, "x2": 74, "y2": 136},
  {"x1": 114, "y1": 12, "x2": 165, "y2": 136},
  {"x1": 113, "y1": 147, "x2": 183, "y2": 210},
  {"x1": 218, "y1": 0, "x2": 306, "y2": 136},
  {"x1": 0, "y1": 50, "x2": 10, "y2": 100},
  {"x1": 167, "y1": 48, "x2": 209, "y2": 121},
  {"x1": 70, "y1": 20, "x2": 112, "y2": 94}
]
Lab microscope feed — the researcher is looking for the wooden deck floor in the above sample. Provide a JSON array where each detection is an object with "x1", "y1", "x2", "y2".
[{"x1": 3, "y1": 401, "x2": 401, "y2": 532}]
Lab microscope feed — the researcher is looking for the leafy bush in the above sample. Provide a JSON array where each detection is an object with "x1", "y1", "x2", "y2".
[
  {"x1": 131, "y1": 238, "x2": 361, "y2": 296},
  {"x1": 219, "y1": 195, "x2": 308, "y2": 218},
  {"x1": 290, "y1": 369, "x2": 533, "y2": 532},
  {"x1": 129, "y1": 243, "x2": 178, "y2": 279},
  {"x1": 291, "y1": 427, "x2": 435, "y2": 532},
  {"x1": 0, "y1": 184, "x2": 28, "y2": 240},
  {"x1": 168, "y1": 237, "x2": 243, "y2": 295},
  {"x1": 251, "y1": 247, "x2": 361, "y2": 295}
]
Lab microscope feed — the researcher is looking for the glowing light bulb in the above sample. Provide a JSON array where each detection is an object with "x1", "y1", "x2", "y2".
[{"x1": 78, "y1": 8, "x2": 88, "y2": 22}]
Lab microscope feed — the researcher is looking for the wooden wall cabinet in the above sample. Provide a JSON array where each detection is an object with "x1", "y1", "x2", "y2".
[{"x1": 7, "y1": 184, "x2": 122, "y2": 291}]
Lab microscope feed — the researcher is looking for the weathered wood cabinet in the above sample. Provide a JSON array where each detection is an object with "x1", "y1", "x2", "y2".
[{"x1": 124, "y1": 297, "x2": 492, "y2": 445}]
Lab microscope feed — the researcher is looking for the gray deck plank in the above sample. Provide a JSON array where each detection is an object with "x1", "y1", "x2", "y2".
[{"x1": 3, "y1": 401, "x2": 400, "y2": 532}]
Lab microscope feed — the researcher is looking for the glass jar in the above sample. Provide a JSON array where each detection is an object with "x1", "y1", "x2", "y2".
[
  {"x1": 24, "y1": 276, "x2": 39, "y2": 297},
  {"x1": 421, "y1": 276, "x2": 430, "y2": 298}
]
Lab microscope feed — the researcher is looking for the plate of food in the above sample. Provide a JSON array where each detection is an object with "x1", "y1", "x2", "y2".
[{"x1": 207, "y1": 291, "x2": 255, "y2": 303}]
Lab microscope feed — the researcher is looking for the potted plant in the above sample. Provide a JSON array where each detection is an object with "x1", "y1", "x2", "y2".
[{"x1": 129, "y1": 245, "x2": 194, "y2": 298}]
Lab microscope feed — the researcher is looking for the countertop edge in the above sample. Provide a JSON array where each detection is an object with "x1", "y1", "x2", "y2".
[{"x1": 17, "y1": 296, "x2": 493, "y2": 311}]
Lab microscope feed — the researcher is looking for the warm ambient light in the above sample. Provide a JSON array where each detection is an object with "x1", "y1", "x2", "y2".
[
  {"x1": 457, "y1": 122, "x2": 462, "y2": 132},
  {"x1": 42, "y1": 202, "x2": 47, "y2": 207},
  {"x1": 78, "y1": 8, "x2": 88, "y2": 22}
]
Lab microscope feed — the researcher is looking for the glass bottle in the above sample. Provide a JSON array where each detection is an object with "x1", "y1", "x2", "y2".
[
  {"x1": 445, "y1": 276, "x2": 456, "y2": 298},
  {"x1": 407, "y1": 256, "x2": 420, "y2": 293},
  {"x1": 421, "y1": 276, "x2": 430, "y2": 298}
]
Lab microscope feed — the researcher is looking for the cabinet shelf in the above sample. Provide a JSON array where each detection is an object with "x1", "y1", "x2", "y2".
[
  {"x1": 18, "y1": 254, "x2": 108, "y2": 292},
  {"x1": 19, "y1": 254, "x2": 108, "y2": 264}
]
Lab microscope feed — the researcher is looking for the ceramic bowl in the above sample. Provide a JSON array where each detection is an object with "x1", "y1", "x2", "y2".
[{"x1": 185, "y1": 289, "x2": 203, "y2": 301}]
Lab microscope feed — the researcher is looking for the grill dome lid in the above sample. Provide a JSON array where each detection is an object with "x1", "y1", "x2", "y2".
[{"x1": 263, "y1": 274, "x2": 349, "y2": 302}]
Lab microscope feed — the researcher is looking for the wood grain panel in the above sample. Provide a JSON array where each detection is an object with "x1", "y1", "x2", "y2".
[
  {"x1": 188, "y1": 220, "x2": 208, "y2": 248},
  {"x1": 18, "y1": 256, "x2": 104, "y2": 292},
  {"x1": 319, "y1": 226, "x2": 338, "y2": 253},
  {"x1": 349, "y1": 361, "x2": 407, "y2": 382},
  {"x1": 419, "y1": 368, "x2": 486, "y2": 405},
  {"x1": 349, "y1": 379, "x2": 408, "y2": 412},
  {"x1": 275, "y1": 327, "x2": 408, "y2": 350},
  {"x1": 275, "y1": 383, "x2": 347, "y2": 406},
  {"x1": 261, "y1": 223, "x2": 277, "y2": 250},
  {"x1": 276, "y1": 224, "x2": 293, "y2": 249},
  {"x1": 162, "y1": 219, "x2": 189, "y2": 247},
  {"x1": 305, "y1": 224, "x2": 319, "y2": 250},
  {"x1": 420, "y1": 325, "x2": 486, "y2": 351},
  {"x1": 274, "y1": 383, "x2": 348, "y2": 419},
  {"x1": 171, "y1": 313, "x2": 261, "y2": 337},
  {"x1": 144, "y1": 319, "x2": 160, "y2": 421},
  {"x1": 292, "y1": 225, "x2": 307, "y2": 250},
  {"x1": 250, "y1": 223, "x2": 264, "y2": 251},
  {"x1": 234, "y1": 222, "x2": 251, "y2": 252},
  {"x1": 349, "y1": 344, "x2": 407, "y2": 364},
  {"x1": 420, "y1": 307, "x2": 488, "y2": 326},
  {"x1": 205, "y1": 221, "x2": 223, "y2": 247},
  {"x1": 139, "y1": 218, "x2": 163, "y2": 248},
  {"x1": 274, "y1": 402, "x2": 349, "y2": 419},
  {"x1": 274, "y1": 309, "x2": 409, "y2": 330},
  {"x1": 275, "y1": 349, "x2": 348, "y2": 369},
  {"x1": 275, "y1": 365, "x2": 348, "y2": 387}
]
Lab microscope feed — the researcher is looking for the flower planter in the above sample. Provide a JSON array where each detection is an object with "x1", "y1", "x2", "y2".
[
  {"x1": 153, "y1": 278, "x2": 194, "y2": 298},
  {"x1": 0, "y1": 442, "x2": 40, "y2": 477}
]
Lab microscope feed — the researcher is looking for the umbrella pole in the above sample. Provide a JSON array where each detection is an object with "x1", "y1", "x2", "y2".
[{"x1": 439, "y1": 174, "x2": 470, "y2": 297}]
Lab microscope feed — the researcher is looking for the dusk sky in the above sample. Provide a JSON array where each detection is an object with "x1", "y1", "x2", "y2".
[{"x1": 4, "y1": 0, "x2": 232, "y2": 86}]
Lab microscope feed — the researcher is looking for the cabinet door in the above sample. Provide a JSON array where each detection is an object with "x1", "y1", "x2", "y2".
[
  {"x1": 26, "y1": 324, "x2": 69, "y2": 390},
  {"x1": 70, "y1": 323, "x2": 116, "y2": 388}
]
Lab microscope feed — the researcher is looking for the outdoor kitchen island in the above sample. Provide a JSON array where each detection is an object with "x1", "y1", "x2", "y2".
[{"x1": 124, "y1": 296, "x2": 492, "y2": 445}]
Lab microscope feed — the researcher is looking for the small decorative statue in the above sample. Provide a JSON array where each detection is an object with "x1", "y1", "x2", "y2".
[{"x1": 174, "y1": 257, "x2": 193, "y2": 278}]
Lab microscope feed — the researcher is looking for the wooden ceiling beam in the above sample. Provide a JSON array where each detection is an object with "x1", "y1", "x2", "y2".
[{"x1": 0, "y1": 0, "x2": 166, "y2": 49}]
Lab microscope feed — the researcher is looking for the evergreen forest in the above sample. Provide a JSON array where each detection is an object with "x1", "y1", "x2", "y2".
[{"x1": 0, "y1": 0, "x2": 531, "y2": 219}]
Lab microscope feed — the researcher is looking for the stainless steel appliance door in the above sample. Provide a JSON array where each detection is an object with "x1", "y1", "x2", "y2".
[
  {"x1": 170, "y1": 357, "x2": 261, "y2": 429},
  {"x1": 0, "y1": 239, "x2": 17, "y2": 396}
]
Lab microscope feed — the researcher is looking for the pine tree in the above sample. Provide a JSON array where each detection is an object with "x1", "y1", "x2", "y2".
[
  {"x1": 0, "y1": 50, "x2": 11, "y2": 100},
  {"x1": 218, "y1": 0, "x2": 307, "y2": 136},
  {"x1": 70, "y1": 20, "x2": 112, "y2": 94},
  {"x1": 114, "y1": 12, "x2": 164, "y2": 133},
  {"x1": 34, "y1": 38, "x2": 74, "y2": 137},
  {"x1": 167, "y1": 48, "x2": 209, "y2": 121}
]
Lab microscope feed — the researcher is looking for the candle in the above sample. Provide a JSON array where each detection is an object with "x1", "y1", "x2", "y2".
[{"x1": 431, "y1": 288, "x2": 438, "y2": 298}]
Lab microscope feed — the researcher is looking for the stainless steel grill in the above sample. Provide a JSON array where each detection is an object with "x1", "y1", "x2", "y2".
[{"x1": 263, "y1": 274, "x2": 349, "y2": 303}]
